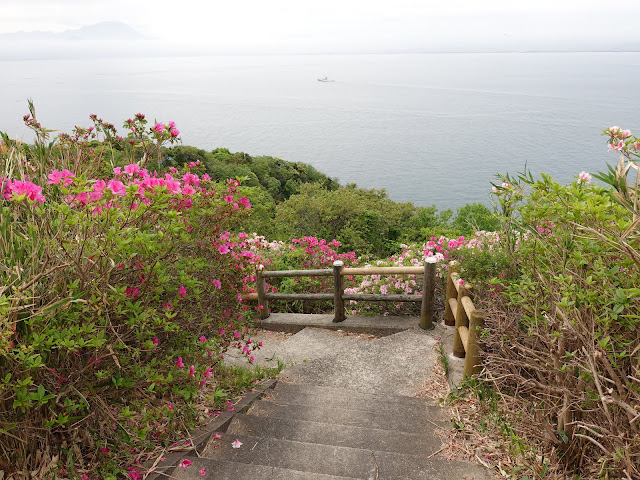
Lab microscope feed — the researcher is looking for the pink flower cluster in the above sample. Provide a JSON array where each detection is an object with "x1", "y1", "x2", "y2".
[
  {"x1": 1, "y1": 178, "x2": 46, "y2": 203},
  {"x1": 606, "y1": 126, "x2": 640, "y2": 153},
  {"x1": 577, "y1": 171, "x2": 592, "y2": 184}
]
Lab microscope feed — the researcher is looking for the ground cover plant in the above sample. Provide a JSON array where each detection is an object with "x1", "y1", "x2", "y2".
[
  {"x1": 0, "y1": 105, "x2": 273, "y2": 479},
  {"x1": 465, "y1": 127, "x2": 640, "y2": 479}
]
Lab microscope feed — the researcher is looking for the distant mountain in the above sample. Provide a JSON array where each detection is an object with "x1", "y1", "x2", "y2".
[{"x1": 0, "y1": 21, "x2": 144, "y2": 42}]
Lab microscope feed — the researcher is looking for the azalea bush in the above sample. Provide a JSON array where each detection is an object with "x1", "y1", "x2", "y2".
[
  {"x1": 250, "y1": 233, "x2": 500, "y2": 317},
  {"x1": 0, "y1": 106, "x2": 267, "y2": 479},
  {"x1": 474, "y1": 127, "x2": 640, "y2": 478}
]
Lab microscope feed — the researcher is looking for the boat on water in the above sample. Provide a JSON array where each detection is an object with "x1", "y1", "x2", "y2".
[{"x1": 317, "y1": 76, "x2": 335, "y2": 82}]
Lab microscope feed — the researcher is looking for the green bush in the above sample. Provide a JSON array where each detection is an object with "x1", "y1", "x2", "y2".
[
  {"x1": 481, "y1": 162, "x2": 640, "y2": 478},
  {"x1": 0, "y1": 110, "x2": 260, "y2": 478}
]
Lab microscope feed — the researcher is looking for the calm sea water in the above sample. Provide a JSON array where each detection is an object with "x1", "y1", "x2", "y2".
[{"x1": 1, "y1": 53, "x2": 639, "y2": 209}]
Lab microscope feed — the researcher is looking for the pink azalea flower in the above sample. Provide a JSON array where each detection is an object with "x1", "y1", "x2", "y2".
[
  {"x1": 213, "y1": 279, "x2": 222, "y2": 290},
  {"x1": 170, "y1": 128, "x2": 180, "y2": 137},
  {"x1": 218, "y1": 245, "x2": 230, "y2": 255},
  {"x1": 113, "y1": 166, "x2": 122, "y2": 176},
  {"x1": 231, "y1": 439, "x2": 243, "y2": 449},
  {"x1": 202, "y1": 173, "x2": 211, "y2": 181},
  {"x1": 179, "y1": 285, "x2": 187, "y2": 297},
  {"x1": 608, "y1": 140, "x2": 625, "y2": 152},
  {"x1": 213, "y1": 433, "x2": 222, "y2": 439},
  {"x1": 168, "y1": 403, "x2": 174, "y2": 410},
  {"x1": 224, "y1": 195, "x2": 233, "y2": 203},
  {"x1": 175, "y1": 357, "x2": 184, "y2": 368},
  {"x1": 182, "y1": 185, "x2": 196, "y2": 195},
  {"x1": 239, "y1": 197, "x2": 251, "y2": 209},
  {"x1": 577, "y1": 171, "x2": 592, "y2": 184},
  {"x1": 152, "y1": 337, "x2": 159, "y2": 345},
  {"x1": 189, "y1": 365, "x2": 196, "y2": 376},
  {"x1": 204, "y1": 366, "x2": 213, "y2": 378},
  {"x1": 153, "y1": 122, "x2": 165, "y2": 133},
  {"x1": 249, "y1": 356, "x2": 255, "y2": 363},
  {"x1": 47, "y1": 169, "x2": 75, "y2": 186},
  {"x1": 178, "y1": 459, "x2": 192, "y2": 468},
  {"x1": 124, "y1": 163, "x2": 141, "y2": 175},
  {"x1": 127, "y1": 468, "x2": 143, "y2": 480},
  {"x1": 200, "y1": 468, "x2": 206, "y2": 477},
  {"x1": 107, "y1": 179, "x2": 126, "y2": 196},
  {"x1": 199, "y1": 335, "x2": 207, "y2": 343},
  {"x1": 5, "y1": 180, "x2": 43, "y2": 203}
]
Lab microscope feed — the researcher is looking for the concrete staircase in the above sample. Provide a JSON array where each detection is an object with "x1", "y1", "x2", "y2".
[{"x1": 149, "y1": 326, "x2": 487, "y2": 479}]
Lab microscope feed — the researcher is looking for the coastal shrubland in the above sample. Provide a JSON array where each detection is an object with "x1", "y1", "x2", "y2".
[
  {"x1": 0, "y1": 108, "x2": 275, "y2": 478},
  {"x1": 0, "y1": 105, "x2": 496, "y2": 478},
  {"x1": 5, "y1": 103, "x2": 638, "y2": 480},
  {"x1": 450, "y1": 128, "x2": 640, "y2": 479}
]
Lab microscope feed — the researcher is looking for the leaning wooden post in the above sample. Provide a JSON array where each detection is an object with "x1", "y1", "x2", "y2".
[
  {"x1": 464, "y1": 309, "x2": 485, "y2": 377},
  {"x1": 453, "y1": 280, "x2": 471, "y2": 358},
  {"x1": 444, "y1": 262, "x2": 458, "y2": 326},
  {"x1": 332, "y1": 260, "x2": 345, "y2": 323},
  {"x1": 420, "y1": 257, "x2": 437, "y2": 330},
  {"x1": 256, "y1": 265, "x2": 269, "y2": 320}
]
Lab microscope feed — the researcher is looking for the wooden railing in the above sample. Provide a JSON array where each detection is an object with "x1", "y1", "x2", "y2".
[
  {"x1": 243, "y1": 258, "x2": 438, "y2": 330},
  {"x1": 444, "y1": 264, "x2": 485, "y2": 376}
]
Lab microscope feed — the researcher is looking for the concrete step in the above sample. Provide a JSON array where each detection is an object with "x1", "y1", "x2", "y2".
[
  {"x1": 227, "y1": 413, "x2": 443, "y2": 455},
  {"x1": 280, "y1": 329, "x2": 441, "y2": 397},
  {"x1": 223, "y1": 328, "x2": 371, "y2": 369},
  {"x1": 271, "y1": 381, "x2": 439, "y2": 413},
  {"x1": 169, "y1": 456, "x2": 361, "y2": 480},
  {"x1": 247, "y1": 399, "x2": 448, "y2": 435},
  {"x1": 257, "y1": 313, "x2": 418, "y2": 336},
  {"x1": 201, "y1": 432, "x2": 488, "y2": 480}
]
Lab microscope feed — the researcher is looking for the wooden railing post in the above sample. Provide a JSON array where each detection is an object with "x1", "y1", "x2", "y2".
[
  {"x1": 256, "y1": 265, "x2": 269, "y2": 320},
  {"x1": 453, "y1": 281, "x2": 471, "y2": 358},
  {"x1": 333, "y1": 260, "x2": 345, "y2": 322},
  {"x1": 444, "y1": 262, "x2": 458, "y2": 326},
  {"x1": 420, "y1": 257, "x2": 437, "y2": 330},
  {"x1": 464, "y1": 309, "x2": 485, "y2": 376}
]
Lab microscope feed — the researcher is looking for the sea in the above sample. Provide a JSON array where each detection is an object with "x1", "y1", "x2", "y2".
[{"x1": 1, "y1": 52, "x2": 639, "y2": 210}]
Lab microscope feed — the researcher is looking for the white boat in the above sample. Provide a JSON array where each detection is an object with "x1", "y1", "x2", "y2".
[{"x1": 317, "y1": 77, "x2": 335, "y2": 82}]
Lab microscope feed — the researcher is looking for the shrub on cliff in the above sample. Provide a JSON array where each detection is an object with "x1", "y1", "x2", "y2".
[
  {"x1": 478, "y1": 128, "x2": 640, "y2": 478},
  {"x1": 0, "y1": 107, "x2": 264, "y2": 478}
]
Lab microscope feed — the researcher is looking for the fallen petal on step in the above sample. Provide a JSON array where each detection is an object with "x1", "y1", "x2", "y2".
[{"x1": 231, "y1": 439, "x2": 243, "y2": 449}]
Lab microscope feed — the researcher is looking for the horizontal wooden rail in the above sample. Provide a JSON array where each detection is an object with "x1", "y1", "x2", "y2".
[
  {"x1": 446, "y1": 263, "x2": 485, "y2": 377},
  {"x1": 265, "y1": 293, "x2": 333, "y2": 301},
  {"x1": 250, "y1": 258, "x2": 437, "y2": 329},
  {"x1": 342, "y1": 293, "x2": 422, "y2": 302},
  {"x1": 262, "y1": 269, "x2": 333, "y2": 278},
  {"x1": 341, "y1": 266, "x2": 424, "y2": 276}
]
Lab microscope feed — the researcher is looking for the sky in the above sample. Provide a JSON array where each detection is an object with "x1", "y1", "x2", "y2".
[{"x1": 1, "y1": 0, "x2": 640, "y2": 53}]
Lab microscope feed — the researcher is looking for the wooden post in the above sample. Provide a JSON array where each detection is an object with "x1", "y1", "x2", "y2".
[
  {"x1": 256, "y1": 265, "x2": 269, "y2": 320},
  {"x1": 464, "y1": 310, "x2": 485, "y2": 377},
  {"x1": 444, "y1": 262, "x2": 458, "y2": 326},
  {"x1": 453, "y1": 281, "x2": 471, "y2": 358},
  {"x1": 420, "y1": 258, "x2": 437, "y2": 330},
  {"x1": 333, "y1": 260, "x2": 345, "y2": 322}
]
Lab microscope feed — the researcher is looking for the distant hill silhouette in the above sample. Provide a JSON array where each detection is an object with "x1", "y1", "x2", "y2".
[{"x1": 0, "y1": 21, "x2": 144, "y2": 42}]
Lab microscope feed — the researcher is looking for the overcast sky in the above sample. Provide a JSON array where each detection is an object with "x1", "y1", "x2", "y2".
[{"x1": 2, "y1": 0, "x2": 640, "y2": 53}]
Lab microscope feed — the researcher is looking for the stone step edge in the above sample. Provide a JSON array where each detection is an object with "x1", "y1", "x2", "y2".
[
  {"x1": 144, "y1": 378, "x2": 277, "y2": 480},
  {"x1": 247, "y1": 398, "x2": 450, "y2": 432},
  {"x1": 227, "y1": 412, "x2": 445, "y2": 454},
  {"x1": 273, "y1": 380, "x2": 439, "y2": 406},
  {"x1": 202, "y1": 431, "x2": 487, "y2": 479},
  {"x1": 166, "y1": 456, "x2": 363, "y2": 480}
]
